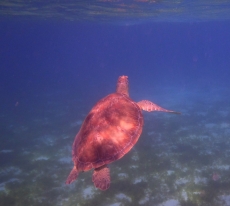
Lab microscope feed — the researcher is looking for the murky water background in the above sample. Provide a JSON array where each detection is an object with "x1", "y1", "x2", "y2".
[{"x1": 1, "y1": 1, "x2": 230, "y2": 206}]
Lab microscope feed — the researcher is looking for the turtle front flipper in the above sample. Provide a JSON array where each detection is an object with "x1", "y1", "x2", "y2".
[
  {"x1": 137, "y1": 100, "x2": 180, "y2": 114},
  {"x1": 66, "y1": 166, "x2": 79, "y2": 184},
  {"x1": 92, "y1": 165, "x2": 110, "y2": 190}
]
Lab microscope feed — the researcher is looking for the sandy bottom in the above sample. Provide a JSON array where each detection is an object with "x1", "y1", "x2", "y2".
[{"x1": 1, "y1": 86, "x2": 230, "y2": 206}]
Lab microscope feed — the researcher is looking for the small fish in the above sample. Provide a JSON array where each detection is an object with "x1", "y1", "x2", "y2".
[{"x1": 212, "y1": 172, "x2": 220, "y2": 181}]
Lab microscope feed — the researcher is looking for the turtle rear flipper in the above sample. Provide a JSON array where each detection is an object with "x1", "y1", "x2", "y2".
[
  {"x1": 92, "y1": 165, "x2": 110, "y2": 190},
  {"x1": 66, "y1": 166, "x2": 79, "y2": 184},
  {"x1": 137, "y1": 100, "x2": 180, "y2": 114}
]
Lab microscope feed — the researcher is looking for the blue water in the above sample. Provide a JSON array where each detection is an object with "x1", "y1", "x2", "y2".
[{"x1": 1, "y1": 2, "x2": 230, "y2": 206}]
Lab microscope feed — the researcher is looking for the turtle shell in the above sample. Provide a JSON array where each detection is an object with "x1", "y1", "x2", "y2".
[{"x1": 72, "y1": 92, "x2": 143, "y2": 172}]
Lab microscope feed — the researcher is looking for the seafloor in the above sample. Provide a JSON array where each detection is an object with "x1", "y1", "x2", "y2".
[{"x1": 1, "y1": 85, "x2": 230, "y2": 206}]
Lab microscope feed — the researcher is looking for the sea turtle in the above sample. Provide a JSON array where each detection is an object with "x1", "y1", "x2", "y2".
[{"x1": 66, "y1": 75, "x2": 180, "y2": 190}]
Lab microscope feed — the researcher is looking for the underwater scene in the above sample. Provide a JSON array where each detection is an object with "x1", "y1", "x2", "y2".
[{"x1": 1, "y1": 1, "x2": 230, "y2": 206}]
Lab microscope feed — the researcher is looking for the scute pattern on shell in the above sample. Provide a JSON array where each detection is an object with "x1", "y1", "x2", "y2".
[{"x1": 72, "y1": 93, "x2": 143, "y2": 172}]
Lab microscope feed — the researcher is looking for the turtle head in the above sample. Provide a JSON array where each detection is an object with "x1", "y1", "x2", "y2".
[{"x1": 116, "y1": 75, "x2": 129, "y2": 96}]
